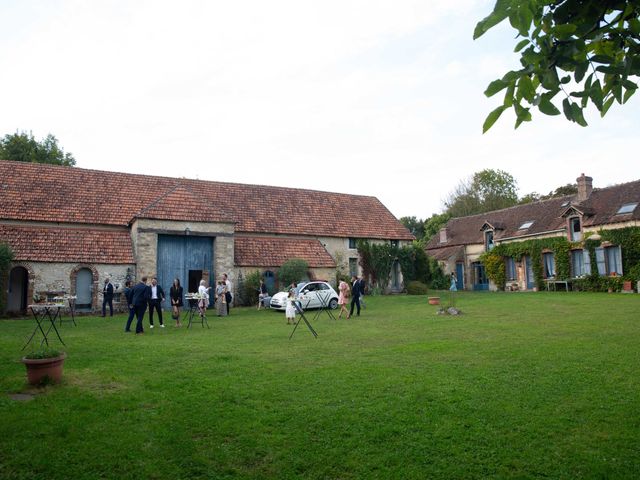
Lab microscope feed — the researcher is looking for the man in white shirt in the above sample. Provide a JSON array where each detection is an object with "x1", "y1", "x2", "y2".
[
  {"x1": 223, "y1": 273, "x2": 233, "y2": 315},
  {"x1": 148, "y1": 277, "x2": 165, "y2": 328}
]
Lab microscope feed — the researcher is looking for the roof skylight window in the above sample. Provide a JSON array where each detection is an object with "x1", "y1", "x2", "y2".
[
  {"x1": 519, "y1": 221, "x2": 534, "y2": 230},
  {"x1": 561, "y1": 201, "x2": 569, "y2": 207},
  {"x1": 616, "y1": 203, "x2": 637, "y2": 214}
]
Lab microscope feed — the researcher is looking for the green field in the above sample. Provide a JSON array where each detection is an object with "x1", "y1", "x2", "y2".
[{"x1": 1, "y1": 292, "x2": 639, "y2": 479}]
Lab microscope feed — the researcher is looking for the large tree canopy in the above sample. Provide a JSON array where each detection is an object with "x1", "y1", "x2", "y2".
[
  {"x1": 475, "y1": 0, "x2": 640, "y2": 132},
  {"x1": 444, "y1": 169, "x2": 519, "y2": 217},
  {"x1": 0, "y1": 131, "x2": 76, "y2": 166}
]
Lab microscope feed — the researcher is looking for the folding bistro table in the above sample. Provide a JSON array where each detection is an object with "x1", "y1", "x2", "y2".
[{"x1": 23, "y1": 304, "x2": 66, "y2": 350}]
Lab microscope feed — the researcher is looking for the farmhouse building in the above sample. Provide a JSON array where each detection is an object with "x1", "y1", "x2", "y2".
[
  {"x1": 1, "y1": 160, "x2": 413, "y2": 313},
  {"x1": 426, "y1": 174, "x2": 640, "y2": 292}
]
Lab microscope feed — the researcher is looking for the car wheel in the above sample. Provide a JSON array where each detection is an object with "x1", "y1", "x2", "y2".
[{"x1": 328, "y1": 298, "x2": 338, "y2": 310}]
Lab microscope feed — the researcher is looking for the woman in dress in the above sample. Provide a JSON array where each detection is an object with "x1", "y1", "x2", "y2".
[
  {"x1": 170, "y1": 278, "x2": 184, "y2": 327},
  {"x1": 338, "y1": 279, "x2": 350, "y2": 319},
  {"x1": 285, "y1": 289, "x2": 297, "y2": 325},
  {"x1": 197, "y1": 279, "x2": 210, "y2": 317},
  {"x1": 257, "y1": 279, "x2": 268, "y2": 310},
  {"x1": 216, "y1": 281, "x2": 227, "y2": 317}
]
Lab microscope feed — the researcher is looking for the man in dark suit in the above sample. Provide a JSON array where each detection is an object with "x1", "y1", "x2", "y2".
[
  {"x1": 131, "y1": 277, "x2": 150, "y2": 334},
  {"x1": 349, "y1": 276, "x2": 363, "y2": 317},
  {"x1": 101, "y1": 277, "x2": 114, "y2": 317},
  {"x1": 148, "y1": 276, "x2": 165, "y2": 328},
  {"x1": 123, "y1": 281, "x2": 135, "y2": 332}
]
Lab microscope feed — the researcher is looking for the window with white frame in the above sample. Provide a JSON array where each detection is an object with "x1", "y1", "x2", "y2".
[
  {"x1": 485, "y1": 231, "x2": 494, "y2": 251},
  {"x1": 571, "y1": 249, "x2": 591, "y2": 277},
  {"x1": 349, "y1": 257, "x2": 358, "y2": 277},
  {"x1": 505, "y1": 257, "x2": 517, "y2": 281},
  {"x1": 616, "y1": 203, "x2": 637, "y2": 215},
  {"x1": 569, "y1": 217, "x2": 582, "y2": 241},
  {"x1": 595, "y1": 246, "x2": 623, "y2": 276},
  {"x1": 543, "y1": 252, "x2": 555, "y2": 278}
]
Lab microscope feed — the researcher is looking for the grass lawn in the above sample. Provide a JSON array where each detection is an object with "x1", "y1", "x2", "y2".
[{"x1": 1, "y1": 292, "x2": 639, "y2": 479}]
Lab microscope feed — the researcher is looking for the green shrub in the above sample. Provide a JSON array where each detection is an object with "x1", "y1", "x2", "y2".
[
  {"x1": 24, "y1": 348, "x2": 62, "y2": 359},
  {"x1": 238, "y1": 270, "x2": 262, "y2": 307},
  {"x1": 278, "y1": 259, "x2": 309, "y2": 287},
  {"x1": 406, "y1": 281, "x2": 428, "y2": 295}
]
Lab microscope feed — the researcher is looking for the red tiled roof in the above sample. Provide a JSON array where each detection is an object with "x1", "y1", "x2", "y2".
[
  {"x1": 234, "y1": 236, "x2": 336, "y2": 268},
  {"x1": 134, "y1": 185, "x2": 234, "y2": 223},
  {"x1": 0, "y1": 225, "x2": 134, "y2": 264},
  {"x1": 0, "y1": 160, "x2": 413, "y2": 240}
]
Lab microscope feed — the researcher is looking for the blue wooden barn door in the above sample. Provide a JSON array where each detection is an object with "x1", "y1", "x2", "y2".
[
  {"x1": 455, "y1": 263, "x2": 464, "y2": 290},
  {"x1": 157, "y1": 235, "x2": 214, "y2": 309}
]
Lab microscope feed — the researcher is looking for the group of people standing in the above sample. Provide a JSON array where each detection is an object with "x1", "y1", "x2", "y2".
[
  {"x1": 337, "y1": 276, "x2": 365, "y2": 319},
  {"x1": 122, "y1": 274, "x2": 233, "y2": 334}
]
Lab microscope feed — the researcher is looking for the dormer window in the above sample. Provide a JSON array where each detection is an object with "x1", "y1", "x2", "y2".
[
  {"x1": 569, "y1": 217, "x2": 582, "y2": 241},
  {"x1": 439, "y1": 228, "x2": 448, "y2": 244},
  {"x1": 616, "y1": 202, "x2": 638, "y2": 215},
  {"x1": 519, "y1": 221, "x2": 534, "y2": 230},
  {"x1": 485, "y1": 230, "x2": 494, "y2": 251}
]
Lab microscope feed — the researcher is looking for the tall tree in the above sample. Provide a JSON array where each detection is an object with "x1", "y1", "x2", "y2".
[
  {"x1": 399, "y1": 216, "x2": 425, "y2": 240},
  {"x1": 519, "y1": 182, "x2": 578, "y2": 204},
  {"x1": 0, "y1": 131, "x2": 76, "y2": 166},
  {"x1": 475, "y1": 1, "x2": 640, "y2": 132},
  {"x1": 423, "y1": 212, "x2": 452, "y2": 239},
  {"x1": 444, "y1": 169, "x2": 519, "y2": 217}
]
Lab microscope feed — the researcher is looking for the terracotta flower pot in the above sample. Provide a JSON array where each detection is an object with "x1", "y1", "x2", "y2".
[
  {"x1": 21, "y1": 353, "x2": 66, "y2": 385},
  {"x1": 428, "y1": 297, "x2": 440, "y2": 305}
]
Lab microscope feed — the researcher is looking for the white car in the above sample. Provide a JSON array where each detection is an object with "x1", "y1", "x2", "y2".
[{"x1": 269, "y1": 281, "x2": 339, "y2": 311}]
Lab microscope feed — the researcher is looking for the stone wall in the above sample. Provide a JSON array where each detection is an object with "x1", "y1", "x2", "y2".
[
  {"x1": 131, "y1": 218, "x2": 235, "y2": 288},
  {"x1": 14, "y1": 261, "x2": 133, "y2": 312}
]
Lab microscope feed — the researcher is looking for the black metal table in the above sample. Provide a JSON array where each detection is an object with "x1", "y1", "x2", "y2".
[
  {"x1": 23, "y1": 304, "x2": 66, "y2": 350},
  {"x1": 184, "y1": 297, "x2": 209, "y2": 329},
  {"x1": 53, "y1": 296, "x2": 77, "y2": 326}
]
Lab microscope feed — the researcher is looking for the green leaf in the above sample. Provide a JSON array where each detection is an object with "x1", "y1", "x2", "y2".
[
  {"x1": 538, "y1": 96, "x2": 560, "y2": 116},
  {"x1": 517, "y1": 75, "x2": 535, "y2": 102},
  {"x1": 514, "y1": 38, "x2": 530, "y2": 52},
  {"x1": 623, "y1": 87, "x2": 636, "y2": 104},
  {"x1": 613, "y1": 83, "x2": 623, "y2": 103},
  {"x1": 574, "y1": 62, "x2": 589, "y2": 83},
  {"x1": 590, "y1": 79, "x2": 604, "y2": 110},
  {"x1": 601, "y1": 96, "x2": 615, "y2": 116},
  {"x1": 485, "y1": 79, "x2": 509, "y2": 97},
  {"x1": 590, "y1": 55, "x2": 614, "y2": 64},
  {"x1": 562, "y1": 98, "x2": 574, "y2": 121},
  {"x1": 514, "y1": 102, "x2": 532, "y2": 129},
  {"x1": 482, "y1": 105, "x2": 507, "y2": 133},
  {"x1": 474, "y1": 2, "x2": 510, "y2": 40},
  {"x1": 552, "y1": 23, "x2": 577, "y2": 39},
  {"x1": 570, "y1": 102, "x2": 588, "y2": 127},
  {"x1": 503, "y1": 83, "x2": 516, "y2": 107}
]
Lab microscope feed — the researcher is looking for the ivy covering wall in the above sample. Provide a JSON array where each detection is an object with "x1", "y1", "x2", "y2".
[
  {"x1": 357, "y1": 240, "x2": 447, "y2": 292},
  {"x1": 0, "y1": 242, "x2": 15, "y2": 313},
  {"x1": 479, "y1": 227, "x2": 640, "y2": 292}
]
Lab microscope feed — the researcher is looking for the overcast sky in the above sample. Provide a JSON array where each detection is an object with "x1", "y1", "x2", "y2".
[{"x1": 1, "y1": 0, "x2": 638, "y2": 219}]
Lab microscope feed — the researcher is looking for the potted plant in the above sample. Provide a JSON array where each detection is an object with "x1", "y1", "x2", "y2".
[{"x1": 21, "y1": 347, "x2": 67, "y2": 386}]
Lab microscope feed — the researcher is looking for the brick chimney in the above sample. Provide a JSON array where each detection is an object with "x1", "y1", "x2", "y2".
[{"x1": 576, "y1": 173, "x2": 593, "y2": 202}]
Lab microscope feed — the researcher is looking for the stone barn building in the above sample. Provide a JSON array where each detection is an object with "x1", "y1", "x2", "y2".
[{"x1": 0, "y1": 160, "x2": 413, "y2": 313}]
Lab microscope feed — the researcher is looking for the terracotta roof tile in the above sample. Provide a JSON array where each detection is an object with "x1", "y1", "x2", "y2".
[
  {"x1": 234, "y1": 236, "x2": 336, "y2": 268},
  {"x1": 0, "y1": 225, "x2": 134, "y2": 264},
  {"x1": 0, "y1": 160, "x2": 413, "y2": 240}
]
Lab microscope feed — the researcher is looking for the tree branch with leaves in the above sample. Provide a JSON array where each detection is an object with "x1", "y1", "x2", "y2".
[{"x1": 475, "y1": 0, "x2": 640, "y2": 132}]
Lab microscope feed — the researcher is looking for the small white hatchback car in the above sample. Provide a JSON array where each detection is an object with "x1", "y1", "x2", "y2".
[{"x1": 269, "y1": 281, "x2": 339, "y2": 311}]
